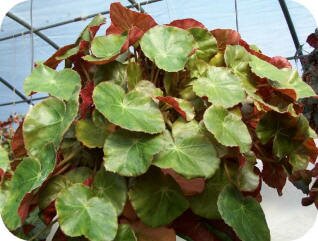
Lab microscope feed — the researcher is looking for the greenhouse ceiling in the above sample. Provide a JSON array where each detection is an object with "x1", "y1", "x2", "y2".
[{"x1": 0, "y1": 0, "x2": 317, "y2": 120}]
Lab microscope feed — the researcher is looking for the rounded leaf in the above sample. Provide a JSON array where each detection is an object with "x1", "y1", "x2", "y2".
[
  {"x1": 56, "y1": 184, "x2": 118, "y2": 241},
  {"x1": 217, "y1": 185, "x2": 270, "y2": 241},
  {"x1": 91, "y1": 34, "x2": 127, "y2": 58},
  {"x1": 129, "y1": 167, "x2": 189, "y2": 227},
  {"x1": 193, "y1": 66, "x2": 245, "y2": 108},
  {"x1": 114, "y1": 224, "x2": 137, "y2": 241},
  {"x1": 140, "y1": 25, "x2": 194, "y2": 72},
  {"x1": 104, "y1": 130, "x2": 166, "y2": 176},
  {"x1": 93, "y1": 82, "x2": 165, "y2": 134},
  {"x1": 203, "y1": 105, "x2": 252, "y2": 153}
]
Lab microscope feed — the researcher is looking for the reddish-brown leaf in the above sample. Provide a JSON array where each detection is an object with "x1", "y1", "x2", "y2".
[
  {"x1": 156, "y1": 96, "x2": 187, "y2": 120},
  {"x1": 162, "y1": 169, "x2": 205, "y2": 196},
  {"x1": 40, "y1": 201, "x2": 57, "y2": 225},
  {"x1": 172, "y1": 211, "x2": 219, "y2": 241},
  {"x1": 307, "y1": 32, "x2": 318, "y2": 48},
  {"x1": 83, "y1": 176, "x2": 93, "y2": 187},
  {"x1": 18, "y1": 193, "x2": 38, "y2": 224},
  {"x1": 211, "y1": 29, "x2": 241, "y2": 51},
  {"x1": 52, "y1": 229, "x2": 68, "y2": 241},
  {"x1": 269, "y1": 56, "x2": 292, "y2": 69},
  {"x1": 44, "y1": 44, "x2": 77, "y2": 69},
  {"x1": 168, "y1": 18, "x2": 206, "y2": 29},
  {"x1": 262, "y1": 161, "x2": 287, "y2": 196},
  {"x1": 107, "y1": 2, "x2": 157, "y2": 34},
  {"x1": 11, "y1": 121, "x2": 27, "y2": 158},
  {"x1": 132, "y1": 220, "x2": 176, "y2": 241},
  {"x1": 80, "y1": 81, "x2": 95, "y2": 119},
  {"x1": 121, "y1": 201, "x2": 139, "y2": 222}
]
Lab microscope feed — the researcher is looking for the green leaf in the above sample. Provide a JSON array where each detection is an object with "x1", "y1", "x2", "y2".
[
  {"x1": 92, "y1": 168, "x2": 127, "y2": 214},
  {"x1": 93, "y1": 82, "x2": 165, "y2": 134},
  {"x1": 238, "y1": 160, "x2": 260, "y2": 192},
  {"x1": 134, "y1": 80, "x2": 163, "y2": 97},
  {"x1": 217, "y1": 185, "x2": 270, "y2": 241},
  {"x1": 190, "y1": 168, "x2": 228, "y2": 219},
  {"x1": 2, "y1": 157, "x2": 41, "y2": 229},
  {"x1": 56, "y1": 184, "x2": 118, "y2": 241},
  {"x1": 24, "y1": 64, "x2": 81, "y2": 101},
  {"x1": 0, "y1": 145, "x2": 10, "y2": 172},
  {"x1": 127, "y1": 62, "x2": 142, "y2": 90},
  {"x1": 114, "y1": 224, "x2": 137, "y2": 241},
  {"x1": 204, "y1": 105, "x2": 252, "y2": 153},
  {"x1": 189, "y1": 28, "x2": 217, "y2": 62},
  {"x1": 193, "y1": 67, "x2": 245, "y2": 108},
  {"x1": 75, "y1": 119, "x2": 109, "y2": 148},
  {"x1": 224, "y1": 45, "x2": 251, "y2": 73},
  {"x1": 79, "y1": 14, "x2": 105, "y2": 42},
  {"x1": 91, "y1": 34, "x2": 127, "y2": 58},
  {"x1": 104, "y1": 130, "x2": 166, "y2": 176},
  {"x1": 93, "y1": 61, "x2": 127, "y2": 88},
  {"x1": 129, "y1": 167, "x2": 189, "y2": 227},
  {"x1": 249, "y1": 55, "x2": 315, "y2": 99},
  {"x1": 39, "y1": 167, "x2": 92, "y2": 209},
  {"x1": 154, "y1": 120, "x2": 220, "y2": 179},
  {"x1": 140, "y1": 25, "x2": 194, "y2": 72}
]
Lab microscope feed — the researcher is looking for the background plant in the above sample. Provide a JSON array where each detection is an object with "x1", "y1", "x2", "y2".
[{"x1": 0, "y1": 2, "x2": 317, "y2": 241}]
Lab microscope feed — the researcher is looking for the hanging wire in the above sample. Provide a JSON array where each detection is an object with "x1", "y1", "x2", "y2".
[
  {"x1": 29, "y1": 0, "x2": 34, "y2": 108},
  {"x1": 234, "y1": 0, "x2": 239, "y2": 32}
]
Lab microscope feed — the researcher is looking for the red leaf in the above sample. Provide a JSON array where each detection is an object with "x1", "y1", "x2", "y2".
[
  {"x1": 172, "y1": 211, "x2": 220, "y2": 241},
  {"x1": 11, "y1": 121, "x2": 27, "y2": 158},
  {"x1": 157, "y1": 96, "x2": 187, "y2": 120},
  {"x1": 40, "y1": 201, "x2": 57, "y2": 225},
  {"x1": 262, "y1": 162, "x2": 287, "y2": 196},
  {"x1": 83, "y1": 176, "x2": 93, "y2": 187},
  {"x1": 239, "y1": 39, "x2": 271, "y2": 62},
  {"x1": 211, "y1": 29, "x2": 241, "y2": 51},
  {"x1": 121, "y1": 201, "x2": 138, "y2": 222},
  {"x1": 107, "y1": 2, "x2": 157, "y2": 34},
  {"x1": 269, "y1": 56, "x2": 292, "y2": 69},
  {"x1": 44, "y1": 44, "x2": 77, "y2": 69},
  {"x1": 132, "y1": 220, "x2": 176, "y2": 241},
  {"x1": 22, "y1": 224, "x2": 35, "y2": 236},
  {"x1": 168, "y1": 18, "x2": 206, "y2": 29},
  {"x1": 162, "y1": 169, "x2": 205, "y2": 196},
  {"x1": 307, "y1": 33, "x2": 318, "y2": 48},
  {"x1": 18, "y1": 193, "x2": 38, "y2": 224},
  {"x1": 80, "y1": 81, "x2": 95, "y2": 119},
  {"x1": 52, "y1": 229, "x2": 68, "y2": 241},
  {"x1": 121, "y1": 26, "x2": 145, "y2": 53}
]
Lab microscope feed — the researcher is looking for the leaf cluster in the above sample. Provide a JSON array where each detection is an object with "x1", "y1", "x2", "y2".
[{"x1": 0, "y1": 3, "x2": 317, "y2": 241}]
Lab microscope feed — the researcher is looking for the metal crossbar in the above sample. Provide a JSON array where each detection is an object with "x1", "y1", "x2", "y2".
[{"x1": 0, "y1": 77, "x2": 32, "y2": 105}]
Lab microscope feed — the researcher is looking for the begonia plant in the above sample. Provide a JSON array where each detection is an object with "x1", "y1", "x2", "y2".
[{"x1": 1, "y1": 3, "x2": 318, "y2": 241}]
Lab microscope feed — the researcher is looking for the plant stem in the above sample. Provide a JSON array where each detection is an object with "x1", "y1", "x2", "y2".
[{"x1": 150, "y1": 63, "x2": 155, "y2": 82}]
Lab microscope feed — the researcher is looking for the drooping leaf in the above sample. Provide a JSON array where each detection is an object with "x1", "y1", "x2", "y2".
[
  {"x1": 129, "y1": 167, "x2": 189, "y2": 227},
  {"x1": 140, "y1": 25, "x2": 194, "y2": 72},
  {"x1": 217, "y1": 185, "x2": 270, "y2": 241},
  {"x1": 168, "y1": 18, "x2": 206, "y2": 30},
  {"x1": 127, "y1": 62, "x2": 142, "y2": 90},
  {"x1": 132, "y1": 220, "x2": 176, "y2": 241},
  {"x1": 24, "y1": 64, "x2": 81, "y2": 101},
  {"x1": 107, "y1": 2, "x2": 157, "y2": 34},
  {"x1": 78, "y1": 14, "x2": 106, "y2": 42},
  {"x1": 237, "y1": 158, "x2": 260, "y2": 192},
  {"x1": 75, "y1": 118, "x2": 109, "y2": 148},
  {"x1": 104, "y1": 130, "x2": 166, "y2": 176},
  {"x1": 189, "y1": 28, "x2": 217, "y2": 62},
  {"x1": 92, "y1": 168, "x2": 127, "y2": 214},
  {"x1": 114, "y1": 224, "x2": 137, "y2": 241},
  {"x1": 56, "y1": 184, "x2": 118, "y2": 241},
  {"x1": 39, "y1": 167, "x2": 92, "y2": 209},
  {"x1": 44, "y1": 44, "x2": 77, "y2": 69},
  {"x1": 193, "y1": 66, "x2": 245, "y2": 108},
  {"x1": 0, "y1": 145, "x2": 10, "y2": 173},
  {"x1": 154, "y1": 120, "x2": 220, "y2": 179},
  {"x1": 249, "y1": 55, "x2": 315, "y2": 99},
  {"x1": 204, "y1": 105, "x2": 252, "y2": 153},
  {"x1": 262, "y1": 162, "x2": 287, "y2": 196},
  {"x1": 156, "y1": 96, "x2": 195, "y2": 121},
  {"x1": 79, "y1": 80, "x2": 94, "y2": 119},
  {"x1": 190, "y1": 168, "x2": 228, "y2": 219},
  {"x1": 93, "y1": 82, "x2": 165, "y2": 134}
]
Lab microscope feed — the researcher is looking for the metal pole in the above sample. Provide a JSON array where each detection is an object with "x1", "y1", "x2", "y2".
[
  {"x1": 0, "y1": 96, "x2": 47, "y2": 107},
  {"x1": 278, "y1": 0, "x2": 303, "y2": 56},
  {"x1": 0, "y1": 77, "x2": 32, "y2": 104},
  {"x1": 128, "y1": 0, "x2": 146, "y2": 13},
  {"x1": 6, "y1": 12, "x2": 59, "y2": 50},
  {"x1": 0, "y1": 0, "x2": 163, "y2": 42}
]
